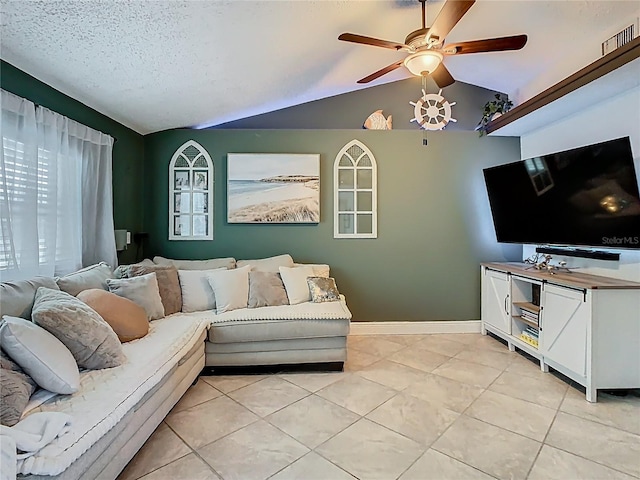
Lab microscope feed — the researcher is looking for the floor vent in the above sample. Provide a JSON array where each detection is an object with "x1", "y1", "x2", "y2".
[{"x1": 602, "y1": 19, "x2": 639, "y2": 56}]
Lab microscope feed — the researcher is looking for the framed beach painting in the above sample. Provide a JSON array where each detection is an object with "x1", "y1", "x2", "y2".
[{"x1": 227, "y1": 153, "x2": 320, "y2": 224}]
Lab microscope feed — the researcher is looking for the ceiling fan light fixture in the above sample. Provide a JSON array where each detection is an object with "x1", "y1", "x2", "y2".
[{"x1": 404, "y1": 50, "x2": 444, "y2": 76}]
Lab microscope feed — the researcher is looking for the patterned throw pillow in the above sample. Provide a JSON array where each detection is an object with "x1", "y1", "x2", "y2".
[{"x1": 307, "y1": 277, "x2": 341, "y2": 303}]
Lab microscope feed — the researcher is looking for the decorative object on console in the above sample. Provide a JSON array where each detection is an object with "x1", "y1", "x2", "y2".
[
  {"x1": 524, "y1": 253, "x2": 574, "y2": 275},
  {"x1": 476, "y1": 93, "x2": 513, "y2": 136},
  {"x1": 227, "y1": 153, "x2": 320, "y2": 224},
  {"x1": 363, "y1": 110, "x2": 392, "y2": 130}
]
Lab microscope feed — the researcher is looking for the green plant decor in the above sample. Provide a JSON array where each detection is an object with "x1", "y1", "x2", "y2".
[{"x1": 476, "y1": 94, "x2": 513, "y2": 137}]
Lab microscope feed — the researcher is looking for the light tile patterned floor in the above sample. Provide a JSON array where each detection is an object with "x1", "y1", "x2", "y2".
[{"x1": 118, "y1": 333, "x2": 640, "y2": 480}]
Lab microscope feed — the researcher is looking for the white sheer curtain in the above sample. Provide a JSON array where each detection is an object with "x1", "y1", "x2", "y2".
[
  {"x1": 0, "y1": 89, "x2": 117, "y2": 281},
  {"x1": 0, "y1": 90, "x2": 41, "y2": 279}
]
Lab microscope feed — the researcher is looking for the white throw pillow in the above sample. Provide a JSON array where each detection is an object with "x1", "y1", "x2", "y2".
[
  {"x1": 178, "y1": 268, "x2": 224, "y2": 313},
  {"x1": 207, "y1": 265, "x2": 251, "y2": 314},
  {"x1": 236, "y1": 254, "x2": 294, "y2": 273},
  {"x1": 106, "y1": 273, "x2": 165, "y2": 320},
  {"x1": 279, "y1": 265, "x2": 316, "y2": 305},
  {"x1": 0, "y1": 316, "x2": 80, "y2": 394}
]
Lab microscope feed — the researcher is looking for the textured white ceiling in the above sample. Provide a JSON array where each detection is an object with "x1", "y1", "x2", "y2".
[{"x1": 1, "y1": 1, "x2": 638, "y2": 135}]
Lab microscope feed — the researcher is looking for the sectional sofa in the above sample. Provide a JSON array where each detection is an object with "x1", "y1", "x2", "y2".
[{"x1": 0, "y1": 254, "x2": 351, "y2": 479}]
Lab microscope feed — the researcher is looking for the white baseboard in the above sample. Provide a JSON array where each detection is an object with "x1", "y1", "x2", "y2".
[{"x1": 349, "y1": 320, "x2": 482, "y2": 335}]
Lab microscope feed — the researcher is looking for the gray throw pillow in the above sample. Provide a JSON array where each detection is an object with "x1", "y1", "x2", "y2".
[
  {"x1": 248, "y1": 272, "x2": 289, "y2": 308},
  {"x1": 1, "y1": 368, "x2": 36, "y2": 426},
  {"x1": 56, "y1": 262, "x2": 114, "y2": 296},
  {"x1": 31, "y1": 287, "x2": 125, "y2": 370},
  {"x1": 307, "y1": 277, "x2": 341, "y2": 303},
  {"x1": 106, "y1": 273, "x2": 165, "y2": 320},
  {"x1": 119, "y1": 265, "x2": 182, "y2": 315}
]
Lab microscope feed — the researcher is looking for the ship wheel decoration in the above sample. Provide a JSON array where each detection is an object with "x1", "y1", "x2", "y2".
[{"x1": 410, "y1": 88, "x2": 457, "y2": 131}]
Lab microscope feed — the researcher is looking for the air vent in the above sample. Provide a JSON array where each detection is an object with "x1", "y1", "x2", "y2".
[{"x1": 602, "y1": 19, "x2": 639, "y2": 56}]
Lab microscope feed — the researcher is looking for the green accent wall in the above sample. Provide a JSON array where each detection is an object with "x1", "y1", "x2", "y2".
[
  {"x1": 1, "y1": 61, "x2": 145, "y2": 264},
  {"x1": 144, "y1": 129, "x2": 522, "y2": 322},
  {"x1": 212, "y1": 76, "x2": 502, "y2": 131}
]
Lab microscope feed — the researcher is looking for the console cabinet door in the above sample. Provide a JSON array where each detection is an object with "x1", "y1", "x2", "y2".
[
  {"x1": 540, "y1": 284, "x2": 589, "y2": 378},
  {"x1": 482, "y1": 269, "x2": 511, "y2": 334}
]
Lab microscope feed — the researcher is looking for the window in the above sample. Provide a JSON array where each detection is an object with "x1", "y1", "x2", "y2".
[
  {"x1": 1, "y1": 89, "x2": 115, "y2": 281},
  {"x1": 169, "y1": 140, "x2": 213, "y2": 240},
  {"x1": 334, "y1": 140, "x2": 377, "y2": 238}
]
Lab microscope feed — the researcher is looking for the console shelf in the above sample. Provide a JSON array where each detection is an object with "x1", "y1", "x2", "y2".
[{"x1": 481, "y1": 262, "x2": 640, "y2": 402}]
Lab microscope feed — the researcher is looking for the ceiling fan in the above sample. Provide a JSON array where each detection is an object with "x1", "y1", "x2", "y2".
[{"x1": 338, "y1": 0, "x2": 528, "y2": 88}]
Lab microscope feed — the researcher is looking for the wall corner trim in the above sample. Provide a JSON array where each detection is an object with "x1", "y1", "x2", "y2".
[{"x1": 349, "y1": 320, "x2": 481, "y2": 335}]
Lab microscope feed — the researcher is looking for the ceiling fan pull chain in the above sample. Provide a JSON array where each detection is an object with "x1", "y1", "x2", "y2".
[{"x1": 422, "y1": 74, "x2": 428, "y2": 146}]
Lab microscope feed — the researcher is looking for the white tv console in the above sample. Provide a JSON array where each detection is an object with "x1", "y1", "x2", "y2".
[{"x1": 481, "y1": 262, "x2": 640, "y2": 402}]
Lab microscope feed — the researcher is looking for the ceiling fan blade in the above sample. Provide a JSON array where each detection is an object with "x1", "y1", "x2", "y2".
[
  {"x1": 431, "y1": 63, "x2": 455, "y2": 88},
  {"x1": 427, "y1": 0, "x2": 475, "y2": 42},
  {"x1": 338, "y1": 33, "x2": 407, "y2": 50},
  {"x1": 443, "y1": 35, "x2": 528, "y2": 54},
  {"x1": 357, "y1": 60, "x2": 405, "y2": 84}
]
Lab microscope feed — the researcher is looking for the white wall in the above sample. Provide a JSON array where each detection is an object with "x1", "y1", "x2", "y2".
[{"x1": 520, "y1": 85, "x2": 640, "y2": 281}]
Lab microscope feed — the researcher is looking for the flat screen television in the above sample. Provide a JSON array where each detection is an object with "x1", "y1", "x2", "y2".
[{"x1": 483, "y1": 136, "x2": 640, "y2": 249}]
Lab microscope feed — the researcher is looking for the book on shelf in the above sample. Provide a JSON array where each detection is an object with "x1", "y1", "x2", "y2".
[
  {"x1": 520, "y1": 307, "x2": 538, "y2": 315},
  {"x1": 521, "y1": 311, "x2": 538, "y2": 321},
  {"x1": 525, "y1": 326, "x2": 539, "y2": 338}
]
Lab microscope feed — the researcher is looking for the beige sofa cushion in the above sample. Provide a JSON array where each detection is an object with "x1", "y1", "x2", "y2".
[
  {"x1": 0, "y1": 277, "x2": 60, "y2": 320},
  {"x1": 237, "y1": 254, "x2": 294, "y2": 273},
  {"x1": 77, "y1": 289, "x2": 149, "y2": 342},
  {"x1": 153, "y1": 256, "x2": 236, "y2": 270}
]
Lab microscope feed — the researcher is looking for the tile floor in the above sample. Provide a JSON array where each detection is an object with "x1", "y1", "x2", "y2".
[{"x1": 118, "y1": 333, "x2": 640, "y2": 480}]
